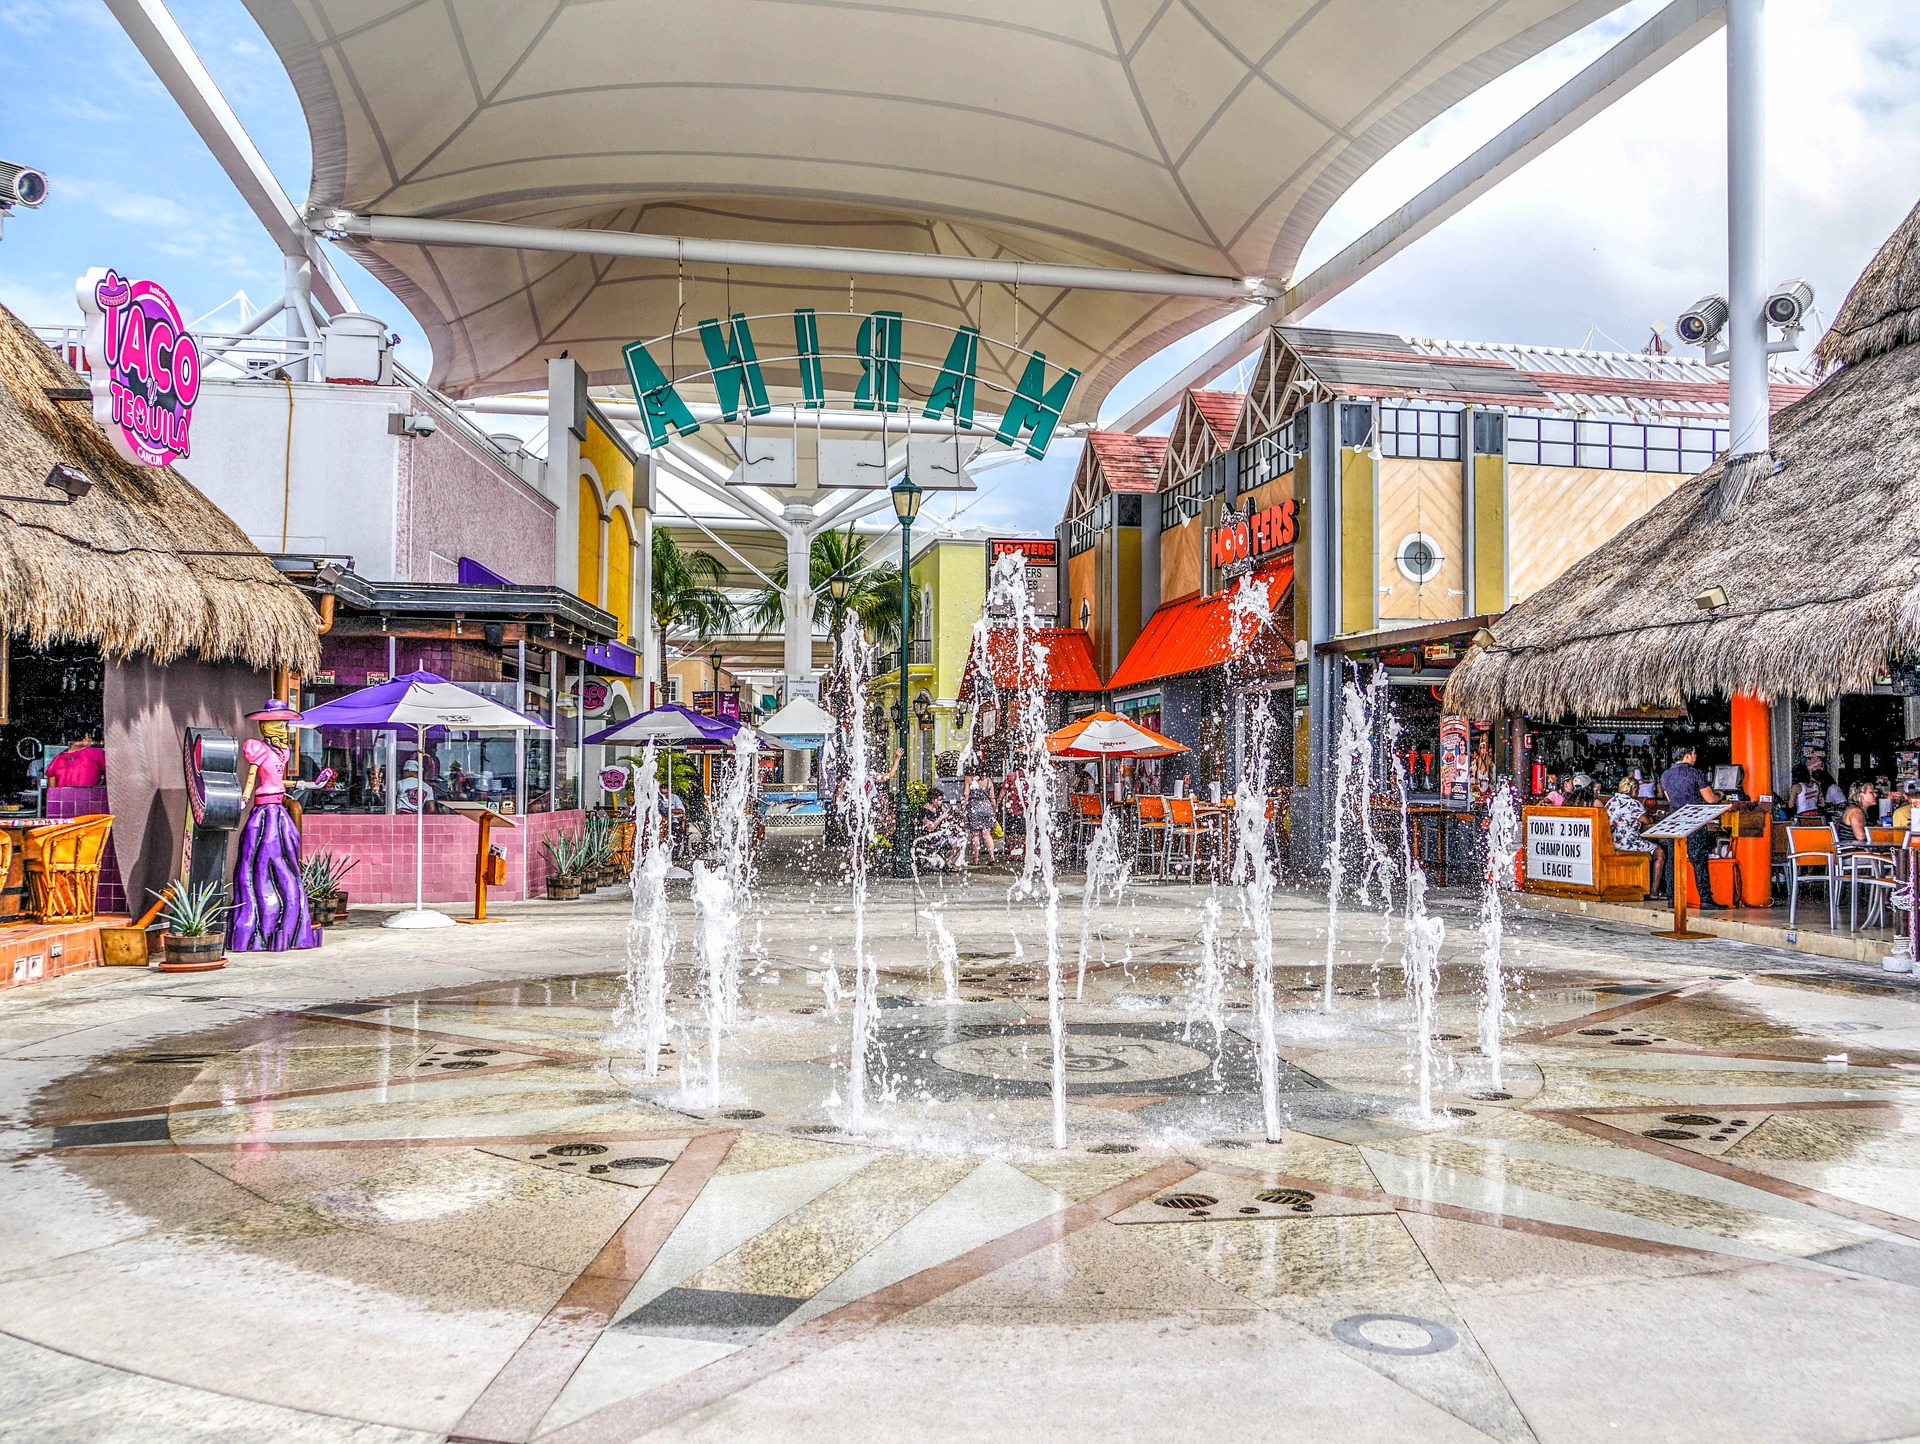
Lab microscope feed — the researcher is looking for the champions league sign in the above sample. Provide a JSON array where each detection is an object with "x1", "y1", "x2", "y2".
[{"x1": 78, "y1": 268, "x2": 202, "y2": 467}]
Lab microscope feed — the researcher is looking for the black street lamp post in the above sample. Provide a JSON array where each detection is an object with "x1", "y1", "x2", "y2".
[
  {"x1": 709, "y1": 648, "x2": 723, "y2": 717},
  {"x1": 890, "y1": 478, "x2": 922, "y2": 877}
]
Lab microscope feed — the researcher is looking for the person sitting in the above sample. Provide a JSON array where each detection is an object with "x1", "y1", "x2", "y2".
[
  {"x1": 1541, "y1": 772, "x2": 1566, "y2": 805},
  {"x1": 1607, "y1": 777, "x2": 1666, "y2": 897},
  {"x1": 1563, "y1": 771, "x2": 1597, "y2": 807},
  {"x1": 396, "y1": 758, "x2": 436, "y2": 814},
  {"x1": 915, "y1": 790, "x2": 966, "y2": 870},
  {"x1": 1817, "y1": 769, "x2": 1846, "y2": 811},
  {"x1": 1789, "y1": 763, "x2": 1823, "y2": 818},
  {"x1": 1840, "y1": 781, "x2": 1879, "y2": 844},
  {"x1": 45, "y1": 732, "x2": 106, "y2": 789},
  {"x1": 1895, "y1": 782, "x2": 1918, "y2": 832}
]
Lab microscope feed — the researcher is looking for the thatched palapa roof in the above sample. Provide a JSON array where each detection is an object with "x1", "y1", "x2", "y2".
[
  {"x1": 0, "y1": 301, "x2": 319, "y2": 671},
  {"x1": 1446, "y1": 196, "x2": 1920, "y2": 719}
]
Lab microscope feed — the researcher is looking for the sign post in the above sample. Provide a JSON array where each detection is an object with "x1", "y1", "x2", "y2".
[{"x1": 1638, "y1": 804, "x2": 1730, "y2": 941}]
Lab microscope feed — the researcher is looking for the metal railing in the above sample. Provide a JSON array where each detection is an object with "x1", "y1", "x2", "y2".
[{"x1": 869, "y1": 638, "x2": 932, "y2": 676}]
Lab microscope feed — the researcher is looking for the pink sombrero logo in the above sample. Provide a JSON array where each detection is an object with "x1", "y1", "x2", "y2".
[{"x1": 77, "y1": 268, "x2": 202, "y2": 467}]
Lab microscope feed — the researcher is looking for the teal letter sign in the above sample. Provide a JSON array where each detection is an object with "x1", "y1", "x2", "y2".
[
  {"x1": 995, "y1": 352, "x2": 1079, "y2": 458},
  {"x1": 621, "y1": 339, "x2": 700, "y2": 446},
  {"x1": 921, "y1": 326, "x2": 979, "y2": 427},
  {"x1": 793, "y1": 309, "x2": 825, "y2": 409},
  {"x1": 698, "y1": 313, "x2": 770, "y2": 421},
  {"x1": 855, "y1": 311, "x2": 904, "y2": 412}
]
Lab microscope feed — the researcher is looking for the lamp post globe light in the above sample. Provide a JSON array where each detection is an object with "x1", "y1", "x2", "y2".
[{"x1": 890, "y1": 477, "x2": 922, "y2": 877}]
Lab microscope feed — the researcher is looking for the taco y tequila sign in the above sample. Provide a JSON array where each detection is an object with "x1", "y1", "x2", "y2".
[{"x1": 78, "y1": 268, "x2": 202, "y2": 467}]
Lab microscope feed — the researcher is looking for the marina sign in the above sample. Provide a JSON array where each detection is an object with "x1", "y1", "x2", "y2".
[
  {"x1": 78, "y1": 268, "x2": 201, "y2": 467},
  {"x1": 622, "y1": 309, "x2": 1078, "y2": 460}
]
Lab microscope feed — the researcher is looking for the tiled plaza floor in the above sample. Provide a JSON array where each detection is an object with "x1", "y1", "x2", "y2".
[{"x1": 5, "y1": 876, "x2": 1920, "y2": 1442}]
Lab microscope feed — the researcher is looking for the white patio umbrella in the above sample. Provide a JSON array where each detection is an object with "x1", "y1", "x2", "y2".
[{"x1": 299, "y1": 670, "x2": 550, "y2": 929}]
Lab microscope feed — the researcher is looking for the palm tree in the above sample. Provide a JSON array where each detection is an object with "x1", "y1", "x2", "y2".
[
  {"x1": 748, "y1": 524, "x2": 905, "y2": 658},
  {"x1": 651, "y1": 528, "x2": 736, "y2": 694}
]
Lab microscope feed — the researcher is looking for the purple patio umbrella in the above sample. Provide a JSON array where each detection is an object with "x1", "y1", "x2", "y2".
[{"x1": 300, "y1": 670, "x2": 549, "y2": 929}]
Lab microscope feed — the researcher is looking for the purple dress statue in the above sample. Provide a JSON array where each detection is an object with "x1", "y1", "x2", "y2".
[{"x1": 229, "y1": 703, "x2": 319, "y2": 951}]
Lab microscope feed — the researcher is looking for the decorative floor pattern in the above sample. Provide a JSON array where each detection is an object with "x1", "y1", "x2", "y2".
[{"x1": 5, "y1": 882, "x2": 1920, "y2": 1441}]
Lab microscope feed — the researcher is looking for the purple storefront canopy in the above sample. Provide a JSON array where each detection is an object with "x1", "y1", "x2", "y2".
[{"x1": 300, "y1": 669, "x2": 548, "y2": 732}]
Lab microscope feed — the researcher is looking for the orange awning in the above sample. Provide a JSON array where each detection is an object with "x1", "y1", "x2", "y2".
[
  {"x1": 1107, "y1": 558, "x2": 1293, "y2": 691},
  {"x1": 965, "y1": 626, "x2": 1104, "y2": 696}
]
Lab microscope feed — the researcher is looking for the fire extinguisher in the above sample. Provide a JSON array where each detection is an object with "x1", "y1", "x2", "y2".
[{"x1": 1531, "y1": 762, "x2": 1547, "y2": 796}]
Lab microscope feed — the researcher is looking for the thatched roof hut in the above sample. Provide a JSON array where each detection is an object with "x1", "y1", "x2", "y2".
[
  {"x1": 0, "y1": 301, "x2": 319, "y2": 671},
  {"x1": 1446, "y1": 197, "x2": 1920, "y2": 719}
]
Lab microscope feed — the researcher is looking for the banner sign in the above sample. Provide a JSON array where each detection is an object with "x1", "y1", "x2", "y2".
[
  {"x1": 1210, "y1": 498, "x2": 1296, "y2": 573},
  {"x1": 987, "y1": 537, "x2": 1058, "y2": 621},
  {"x1": 78, "y1": 268, "x2": 200, "y2": 467},
  {"x1": 622, "y1": 309, "x2": 1078, "y2": 460},
  {"x1": 1525, "y1": 812, "x2": 1594, "y2": 887},
  {"x1": 1439, "y1": 715, "x2": 1469, "y2": 806}
]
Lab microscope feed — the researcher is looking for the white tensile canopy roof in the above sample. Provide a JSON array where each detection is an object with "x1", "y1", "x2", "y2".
[{"x1": 249, "y1": 0, "x2": 1624, "y2": 415}]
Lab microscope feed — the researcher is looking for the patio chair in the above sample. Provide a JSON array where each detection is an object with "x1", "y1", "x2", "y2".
[
  {"x1": 1135, "y1": 795, "x2": 1168, "y2": 876},
  {"x1": 1785, "y1": 825, "x2": 1837, "y2": 930},
  {"x1": 1070, "y1": 794, "x2": 1104, "y2": 866},
  {"x1": 1165, "y1": 797, "x2": 1219, "y2": 882},
  {"x1": 23, "y1": 814, "x2": 114, "y2": 925}
]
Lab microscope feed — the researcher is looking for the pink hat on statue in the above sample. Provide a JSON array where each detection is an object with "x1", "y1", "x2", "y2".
[{"x1": 245, "y1": 699, "x2": 304, "y2": 722}]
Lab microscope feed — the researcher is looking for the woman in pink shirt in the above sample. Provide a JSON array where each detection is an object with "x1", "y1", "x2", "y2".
[{"x1": 45, "y1": 734, "x2": 105, "y2": 789}]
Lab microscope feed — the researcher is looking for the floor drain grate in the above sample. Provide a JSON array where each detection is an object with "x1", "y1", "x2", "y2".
[
  {"x1": 1153, "y1": 1193, "x2": 1219, "y2": 1210},
  {"x1": 545, "y1": 1142, "x2": 610, "y2": 1157},
  {"x1": 134, "y1": 1053, "x2": 216, "y2": 1065},
  {"x1": 436, "y1": 1059, "x2": 488, "y2": 1069},
  {"x1": 721, "y1": 1109, "x2": 765, "y2": 1120},
  {"x1": 1470, "y1": 1091, "x2": 1514, "y2": 1101},
  {"x1": 1206, "y1": 1139, "x2": 1252, "y2": 1149},
  {"x1": 452, "y1": 1048, "x2": 500, "y2": 1057},
  {"x1": 610, "y1": 1156, "x2": 672, "y2": 1170},
  {"x1": 1644, "y1": 1128, "x2": 1699, "y2": 1141},
  {"x1": 1437, "y1": 1106, "x2": 1477, "y2": 1118},
  {"x1": 1087, "y1": 1142, "x2": 1137, "y2": 1154},
  {"x1": 790, "y1": 1123, "x2": 844, "y2": 1135},
  {"x1": 1577, "y1": 1028, "x2": 1618, "y2": 1036},
  {"x1": 1663, "y1": 1113, "x2": 1720, "y2": 1126},
  {"x1": 1255, "y1": 1187, "x2": 1316, "y2": 1207}
]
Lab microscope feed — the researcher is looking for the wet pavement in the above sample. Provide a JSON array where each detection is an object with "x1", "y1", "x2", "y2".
[{"x1": 5, "y1": 877, "x2": 1920, "y2": 1442}]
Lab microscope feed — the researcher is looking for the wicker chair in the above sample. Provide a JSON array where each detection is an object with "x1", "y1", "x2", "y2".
[{"x1": 23, "y1": 815, "x2": 114, "y2": 924}]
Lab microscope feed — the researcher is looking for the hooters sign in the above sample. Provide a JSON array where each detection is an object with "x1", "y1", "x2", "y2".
[
  {"x1": 78, "y1": 268, "x2": 202, "y2": 467},
  {"x1": 1209, "y1": 497, "x2": 1296, "y2": 571}
]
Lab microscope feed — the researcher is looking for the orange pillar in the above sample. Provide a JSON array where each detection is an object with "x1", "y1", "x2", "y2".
[{"x1": 1730, "y1": 693, "x2": 1772, "y2": 906}]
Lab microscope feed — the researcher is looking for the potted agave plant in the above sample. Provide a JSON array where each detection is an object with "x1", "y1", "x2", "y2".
[
  {"x1": 543, "y1": 831, "x2": 582, "y2": 900},
  {"x1": 156, "y1": 882, "x2": 232, "y2": 972},
  {"x1": 301, "y1": 850, "x2": 360, "y2": 926}
]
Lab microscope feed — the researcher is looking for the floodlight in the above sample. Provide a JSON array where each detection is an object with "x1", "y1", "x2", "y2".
[
  {"x1": 1675, "y1": 295, "x2": 1729, "y2": 348},
  {"x1": 1764, "y1": 278, "x2": 1813, "y2": 330}
]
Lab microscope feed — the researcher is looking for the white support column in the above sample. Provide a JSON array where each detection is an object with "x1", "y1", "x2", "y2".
[
  {"x1": 1725, "y1": 0, "x2": 1769, "y2": 460},
  {"x1": 282, "y1": 252, "x2": 314, "y2": 381},
  {"x1": 781, "y1": 503, "x2": 816, "y2": 698}
]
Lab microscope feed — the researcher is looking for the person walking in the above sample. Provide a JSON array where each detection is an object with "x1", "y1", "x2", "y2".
[{"x1": 964, "y1": 773, "x2": 999, "y2": 866}]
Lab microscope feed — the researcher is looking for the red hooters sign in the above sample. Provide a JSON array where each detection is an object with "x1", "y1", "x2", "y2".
[{"x1": 1209, "y1": 497, "x2": 1296, "y2": 570}]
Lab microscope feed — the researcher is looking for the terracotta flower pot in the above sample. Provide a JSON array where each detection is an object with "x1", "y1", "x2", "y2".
[{"x1": 159, "y1": 931, "x2": 227, "y2": 972}]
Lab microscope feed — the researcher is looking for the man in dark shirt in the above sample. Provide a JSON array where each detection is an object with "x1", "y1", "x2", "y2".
[{"x1": 1659, "y1": 744, "x2": 1722, "y2": 909}]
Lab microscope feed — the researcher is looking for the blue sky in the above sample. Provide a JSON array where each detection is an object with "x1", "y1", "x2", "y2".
[{"x1": 4, "y1": 1, "x2": 1918, "y2": 538}]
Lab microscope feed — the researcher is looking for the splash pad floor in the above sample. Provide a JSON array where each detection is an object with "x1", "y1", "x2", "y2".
[{"x1": 6, "y1": 877, "x2": 1920, "y2": 1442}]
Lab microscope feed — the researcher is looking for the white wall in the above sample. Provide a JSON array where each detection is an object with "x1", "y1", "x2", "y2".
[{"x1": 176, "y1": 379, "x2": 404, "y2": 577}]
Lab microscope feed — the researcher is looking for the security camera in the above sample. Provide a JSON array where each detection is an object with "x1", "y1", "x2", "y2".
[
  {"x1": 1675, "y1": 294, "x2": 1729, "y2": 348},
  {"x1": 388, "y1": 412, "x2": 437, "y2": 438},
  {"x1": 0, "y1": 161, "x2": 48, "y2": 208},
  {"x1": 1764, "y1": 278, "x2": 1813, "y2": 331}
]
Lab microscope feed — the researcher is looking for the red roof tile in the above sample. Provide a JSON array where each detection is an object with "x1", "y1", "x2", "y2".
[
  {"x1": 1084, "y1": 432, "x2": 1170, "y2": 493},
  {"x1": 1107, "y1": 559, "x2": 1292, "y2": 690},
  {"x1": 1188, "y1": 390, "x2": 1245, "y2": 447}
]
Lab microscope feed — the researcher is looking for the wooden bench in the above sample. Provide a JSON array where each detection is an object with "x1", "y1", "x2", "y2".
[{"x1": 1521, "y1": 804, "x2": 1652, "y2": 902}]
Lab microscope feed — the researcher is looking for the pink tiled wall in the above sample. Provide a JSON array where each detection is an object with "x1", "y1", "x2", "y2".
[
  {"x1": 301, "y1": 809, "x2": 586, "y2": 904},
  {"x1": 45, "y1": 786, "x2": 126, "y2": 914}
]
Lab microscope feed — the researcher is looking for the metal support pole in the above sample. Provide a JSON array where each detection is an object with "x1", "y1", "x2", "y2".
[
  {"x1": 282, "y1": 251, "x2": 315, "y2": 381},
  {"x1": 1726, "y1": 0, "x2": 1769, "y2": 460},
  {"x1": 514, "y1": 640, "x2": 527, "y2": 819},
  {"x1": 893, "y1": 518, "x2": 913, "y2": 878},
  {"x1": 782, "y1": 504, "x2": 815, "y2": 696}
]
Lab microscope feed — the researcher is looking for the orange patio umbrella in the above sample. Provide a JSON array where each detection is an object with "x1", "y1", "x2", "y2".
[{"x1": 1046, "y1": 711, "x2": 1188, "y2": 759}]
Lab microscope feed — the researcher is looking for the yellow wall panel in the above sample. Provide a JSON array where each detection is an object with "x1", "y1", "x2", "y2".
[
  {"x1": 1338, "y1": 448, "x2": 1375, "y2": 634},
  {"x1": 577, "y1": 476, "x2": 604, "y2": 608},
  {"x1": 1508, "y1": 465, "x2": 1689, "y2": 603},
  {"x1": 606, "y1": 507, "x2": 634, "y2": 640},
  {"x1": 1068, "y1": 545, "x2": 1098, "y2": 638},
  {"x1": 1377, "y1": 457, "x2": 1465, "y2": 623},
  {"x1": 1162, "y1": 517, "x2": 1202, "y2": 604},
  {"x1": 1470, "y1": 454, "x2": 1506, "y2": 616}
]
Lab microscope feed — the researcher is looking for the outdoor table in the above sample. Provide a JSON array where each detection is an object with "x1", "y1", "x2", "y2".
[{"x1": 1837, "y1": 839, "x2": 1899, "y2": 930}]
